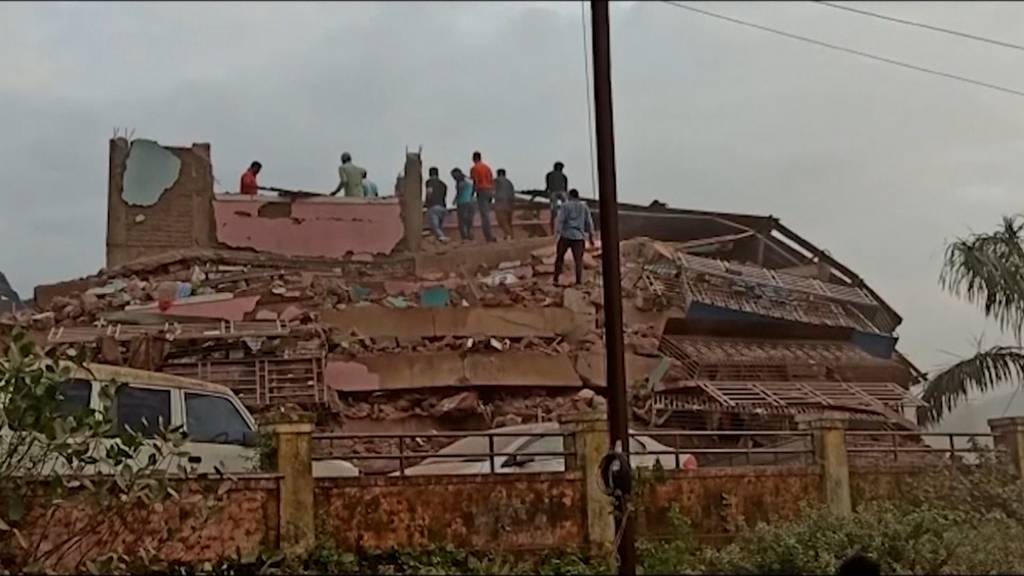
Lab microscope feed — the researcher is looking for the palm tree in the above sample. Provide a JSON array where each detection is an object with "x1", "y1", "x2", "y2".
[{"x1": 921, "y1": 215, "x2": 1024, "y2": 424}]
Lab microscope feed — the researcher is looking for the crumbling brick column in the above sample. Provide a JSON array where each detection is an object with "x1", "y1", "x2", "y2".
[
  {"x1": 989, "y1": 416, "x2": 1024, "y2": 479},
  {"x1": 561, "y1": 410, "x2": 614, "y2": 555},
  {"x1": 797, "y1": 412, "x2": 852, "y2": 515},
  {"x1": 261, "y1": 412, "x2": 315, "y2": 557},
  {"x1": 396, "y1": 151, "x2": 423, "y2": 252}
]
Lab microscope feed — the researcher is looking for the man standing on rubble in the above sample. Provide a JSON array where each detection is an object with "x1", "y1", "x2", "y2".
[
  {"x1": 545, "y1": 161, "x2": 568, "y2": 234},
  {"x1": 330, "y1": 152, "x2": 366, "y2": 197},
  {"x1": 239, "y1": 161, "x2": 262, "y2": 196},
  {"x1": 553, "y1": 189, "x2": 594, "y2": 287},
  {"x1": 470, "y1": 151, "x2": 497, "y2": 243},
  {"x1": 425, "y1": 167, "x2": 449, "y2": 242},
  {"x1": 452, "y1": 168, "x2": 475, "y2": 241},
  {"x1": 494, "y1": 168, "x2": 515, "y2": 240}
]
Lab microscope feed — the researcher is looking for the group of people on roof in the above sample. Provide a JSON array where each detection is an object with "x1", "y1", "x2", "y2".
[{"x1": 238, "y1": 151, "x2": 595, "y2": 286}]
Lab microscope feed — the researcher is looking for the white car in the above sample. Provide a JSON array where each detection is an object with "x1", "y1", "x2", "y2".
[
  {"x1": 394, "y1": 422, "x2": 697, "y2": 476},
  {"x1": 24, "y1": 363, "x2": 358, "y2": 478}
]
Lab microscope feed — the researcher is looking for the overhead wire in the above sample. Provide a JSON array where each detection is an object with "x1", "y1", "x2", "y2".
[
  {"x1": 658, "y1": 1, "x2": 1024, "y2": 99},
  {"x1": 814, "y1": 1, "x2": 1024, "y2": 53},
  {"x1": 581, "y1": 1, "x2": 598, "y2": 199}
]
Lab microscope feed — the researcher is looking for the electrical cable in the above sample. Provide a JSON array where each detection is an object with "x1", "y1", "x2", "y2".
[
  {"x1": 658, "y1": 1, "x2": 1024, "y2": 99},
  {"x1": 815, "y1": 1, "x2": 1024, "y2": 53}
]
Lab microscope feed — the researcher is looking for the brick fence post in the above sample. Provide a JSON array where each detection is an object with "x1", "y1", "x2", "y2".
[
  {"x1": 261, "y1": 412, "x2": 316, "y2": 557},
  {"x1": 561, "y1": 410, "x2": 614, "y2": 555},
  {"x1": 988, "y1": 416, "x2": 1024, "y2": 479},
  {"x1": 797, "y1": 412, "x2": 852, "y2": 515}
]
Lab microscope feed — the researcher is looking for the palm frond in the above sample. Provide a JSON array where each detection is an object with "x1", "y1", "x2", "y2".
[
  {"x1": 940, "y1": 215, "x2": 1024, "y2": 339},
  {"x1": 919, "y1": 345, "x2": 1024, "y2": 425}
]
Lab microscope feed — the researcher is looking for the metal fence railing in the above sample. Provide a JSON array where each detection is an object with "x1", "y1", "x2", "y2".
[
  {"x1": 312, "y1": 429, "x2": 1006, "y2": 476},
  {"x1": 845, "y1": 431, "x2": 999, "y2": 465},
  {"x1": 638, "y1": 430, "x2": 816, "y2": 467},
  {"x1": 312, "y1": 431, "x2": 573, "y2": 477}
]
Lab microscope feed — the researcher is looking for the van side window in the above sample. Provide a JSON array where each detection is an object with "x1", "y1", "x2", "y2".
[
  {"x1": 184, "y1": 393, "x2": 251, "y2": 445},
  {"x1": 115, "y1": 387, "x2": 171, "y2": 438},
  {"x1": 57, "y1": 379, "x2": 92, "y2": 418}
]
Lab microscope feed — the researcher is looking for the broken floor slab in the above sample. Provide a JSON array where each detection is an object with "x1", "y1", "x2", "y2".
[
  {"x1": 326, "y1": 351, "x2": 582, "y2": 392},
  {"x1": 320, "y1": 306, "x2": 583, "y2": 339},
  {"x1": 574, "y1": 351, "x2": 667, "y2": 388}
]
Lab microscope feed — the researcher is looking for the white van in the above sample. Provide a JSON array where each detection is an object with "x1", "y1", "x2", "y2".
[{"x1": 43, "y1": 363, "x2": 358, "y2": 478}]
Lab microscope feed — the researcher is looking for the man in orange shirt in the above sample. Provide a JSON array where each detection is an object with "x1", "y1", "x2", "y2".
[
  {"x1": 239, "y1": 161, "x2": 262, "y2": 196},
  {"x1": 469, "y1": 151, "x2": 496, "y2": 242}
]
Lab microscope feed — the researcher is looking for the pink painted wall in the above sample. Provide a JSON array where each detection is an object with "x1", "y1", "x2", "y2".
[{"x1": 213, "y1": 195, "x2": 405, "y2": 258}]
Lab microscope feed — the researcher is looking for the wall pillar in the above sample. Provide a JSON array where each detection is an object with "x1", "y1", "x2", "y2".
[
  {"x1": 797, "y1": 412, "x2": 851, "y2": 515},
  {"x1": 561, "y1": 410, "x2": 614, "y2": 555},
  {"x1": 396, "y1": 151, "x2": 423, "y2": 252},
  {"x1": 261, "y1": 412, "x2": 316, "y2": 557},
  {"x1": 988, "y1": 416, "x2": 1024, "y2": 479}
]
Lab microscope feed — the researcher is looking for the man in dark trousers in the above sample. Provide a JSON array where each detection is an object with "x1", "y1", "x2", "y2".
[
  {"x1": 494, "y1": 168, "x2": 516, "y2": 240},
  {"x1": 545, "y1": 161, "x2": 568, "y2": 234},
  {"x1": 425, "y1": 167, "x2": 449, "y2": 242},
  {"x1": 553, "y1": 189, "x2": 594, "y2": 287}
]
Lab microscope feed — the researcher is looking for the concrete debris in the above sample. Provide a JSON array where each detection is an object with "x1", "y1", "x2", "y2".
[{"x1": 4, "y1": 232, "x2": 909, "y2": 466}]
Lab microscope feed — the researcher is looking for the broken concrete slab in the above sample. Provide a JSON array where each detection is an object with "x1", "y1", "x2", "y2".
[
  {"x1": 326, "y1": 351, "x2": 582, "y2": 392},
  {"x1": 320, "y1": 306, "x2": 582, "y2": 339},
  {"x1": 124, "y1": 293, "x2": 260, "y2": 321},
  {"x1": 574, "y1": 351, "x2": 666, "y2": 388}
]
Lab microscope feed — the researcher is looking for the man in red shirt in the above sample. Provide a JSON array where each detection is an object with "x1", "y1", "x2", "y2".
[
  {"x1": 239, "y1": 161, "x2": 262, "y2": 196},
  {"x1": 469, "y1": 151, "x2": 496, "y2": 242}
]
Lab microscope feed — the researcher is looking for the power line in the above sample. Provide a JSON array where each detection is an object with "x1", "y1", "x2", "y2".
[
  {"x1": 581, "y1": 1, "x2": 598, "y2": 199},
  {"x1": 658, "y1": 1, "x2": 1024, "y2": 99},
  {"x1": 815, "y1": 1, "x2": 1024, "y2": 53}
]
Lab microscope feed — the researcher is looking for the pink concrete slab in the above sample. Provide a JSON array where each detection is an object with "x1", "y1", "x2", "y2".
[
  {"x1": 213, "y1": 195, "x2": 404, "y2": 258},
  {"x1": 129, "y1": 294, "x2": 261, "y2": 322}
]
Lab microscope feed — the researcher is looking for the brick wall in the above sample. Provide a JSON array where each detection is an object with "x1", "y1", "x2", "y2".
[{"x1": 106, "y1": 138, "x2": 217, "y2": 268}]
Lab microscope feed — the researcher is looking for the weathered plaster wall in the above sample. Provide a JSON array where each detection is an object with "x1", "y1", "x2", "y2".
[
  {"x1": 315, "y1": 473, "x2": 585, "y2": 551},
  {"x1": 106, "y1": 138, "x2": 217, "y2": 267},
  {"x1": 849, "y1": 465, "x2": 931, "y2": 508},
  {"x1": 213, "y1": 195, "x2": 404, "y2": 258},
  {"x1": 638, "y1": 466, "x2": 823, "y2": 539},
  {"x1": 15, "y1": 476, "x2": 278, "y2": 572}
]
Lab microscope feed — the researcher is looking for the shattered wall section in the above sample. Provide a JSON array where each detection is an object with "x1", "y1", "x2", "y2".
[
  {"x1": 213, "y1": 195, "x2": 404, "y2": 258},
  {"x1": 106, "y1": 138, "x2": 216, "y2": 267}
]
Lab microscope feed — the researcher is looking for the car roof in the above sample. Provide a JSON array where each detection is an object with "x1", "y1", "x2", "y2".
[{"x1": 66, "y1": 362, "x2": 237, "y2": 397}]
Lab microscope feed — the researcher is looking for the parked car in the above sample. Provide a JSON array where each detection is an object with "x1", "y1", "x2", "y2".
[
  {"x1": 393, "y1": 422, "x2": 697, "y2": 476},
  {"x1": 14, "y1": 363, "x2": 358, "y2": 478}
]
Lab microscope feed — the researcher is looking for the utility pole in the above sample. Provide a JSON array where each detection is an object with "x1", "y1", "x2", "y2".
[{"x1": 591, "y1": 1, "x2": 637, "y2": 573}]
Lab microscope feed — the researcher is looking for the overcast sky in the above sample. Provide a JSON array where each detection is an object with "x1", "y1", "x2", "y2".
[{"x1": 2, "y1": 1, "x2": 1024, "y2": 421}]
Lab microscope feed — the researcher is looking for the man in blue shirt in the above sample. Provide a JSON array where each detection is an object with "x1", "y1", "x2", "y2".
[
  {"x1": 553, "y1": 189, "x2": 594, "y2": 286},
  {"x1": 452, "y1": 168, "x2": 476, "y2": 241}
]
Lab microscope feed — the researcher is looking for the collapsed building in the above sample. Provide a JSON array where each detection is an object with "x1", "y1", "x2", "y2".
[{"x1": 4, "y1": 138, "x2": 925, "y2": 470}]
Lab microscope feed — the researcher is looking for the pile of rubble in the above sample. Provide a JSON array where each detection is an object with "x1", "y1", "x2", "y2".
[{"x1": 2, "y1": 238, "x2": 685, "y2": 435}]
